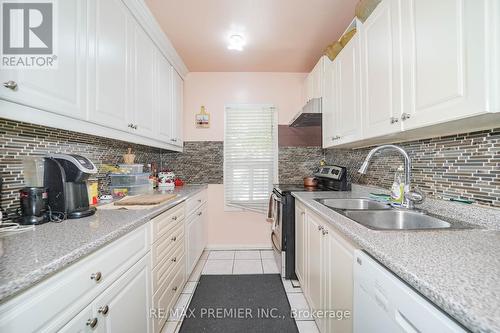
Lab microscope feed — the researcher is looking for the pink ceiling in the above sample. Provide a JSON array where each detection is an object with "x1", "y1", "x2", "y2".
[{"x1": 145, "y1": 0, "x2": 358, "y2": 72}]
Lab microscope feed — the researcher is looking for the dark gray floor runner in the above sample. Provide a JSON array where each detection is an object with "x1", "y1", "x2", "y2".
[{"x1": 179, "y1": 274, "x2": 299, "y2": 333}]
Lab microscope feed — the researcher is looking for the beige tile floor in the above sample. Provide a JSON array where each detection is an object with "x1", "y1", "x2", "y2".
[{"x1": 162, "y1": 250, "x2": 320, "y2": 333}]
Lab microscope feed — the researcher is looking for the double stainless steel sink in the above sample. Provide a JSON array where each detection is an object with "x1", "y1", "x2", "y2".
[{"x1": 315, "y1": 198, "x2": 471, "y2": 231}]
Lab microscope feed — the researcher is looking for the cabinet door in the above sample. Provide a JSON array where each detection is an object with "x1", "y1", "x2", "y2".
[
  {"x1": 334, "y1": 35, "x2": 362, "y2": 145},
  {"x1": 360, "y1": 0, "x2": 402, "y2": 139},
  {"x1": 186, "y1": 215, "x2": 199, "y2": 276},
  {"x1": 0, "y1": 0, "x2": 87, "y2": 120},
  {"x1": 400, "y1": 0, "x2": 490, "y2": 130},
  {"x1": 131, "y1": 22, "x2": 155, "y2": 138},
  {"x1": 87, "y1": 0, "x2": 131, "y2": 131},
  {"x1": 171, "y1": 70, "x2": 184, "y2": 146},
  {"x1": 322, "y1": 59, "x2": 338, "y2": 148},
  {"x1": 295, "y1": 202, "x2": 307, "y2": 286},
  {"x1": 305, "y1": 213, "x2": 323, "y2": 311},
  {"x1": 58, "y1": 304, "x2": 95, "y2": 333},
  {"x1": 93, "y1": 254, "x2": 151, "y2": 333},
  {"x1": 324, "y1": 228, "x2": 355, "y2": 333},
  {"x1": 199, "y1": 205, "x2": 208, "y2": 258},
  {"x1": 157, "y1": 54, "x2": 173, "y2": 142}
]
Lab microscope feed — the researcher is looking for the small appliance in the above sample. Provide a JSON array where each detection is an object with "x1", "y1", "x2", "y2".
[
  {"x1": 44, "y1": 154, "x2": 98, "y2": 219},
  {"x1": 17, "y1": 186, "x2": 48, "y2": 225},
  {"x1": 268, "y1": 165, "x2": 349, "y2": 278}
]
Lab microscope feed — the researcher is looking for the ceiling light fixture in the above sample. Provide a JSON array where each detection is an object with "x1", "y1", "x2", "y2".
[{"x1": 227, "y1": 34, "x2": 245, "y2": 51}]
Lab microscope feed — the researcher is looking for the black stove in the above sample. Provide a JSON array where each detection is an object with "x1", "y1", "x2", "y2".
[{"x1": 269, "y1": 165, "x2": 350, "y2": 279}]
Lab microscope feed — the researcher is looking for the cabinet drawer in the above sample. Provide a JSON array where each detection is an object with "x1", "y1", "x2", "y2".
[
  {"x1": 186, "y1": 189, "x2": 207, "y2": 215},
  {"x1": 0, "y1": 223, "x2": 150, "y2": 333},
  {"x1": 185, "y1": 202, "x2": 206, "y2": 224},
  {"x1": 152, "y1": 258, "x2": 186, "y2": 333},
  {"x1": 151, "y1": 222, "x2": 184, "y2": 268},
  {"x1": 152, "y1": 239, "x2": 184, "y2": 293},
  {"x1": 151, "y1": 203, "x2": 185, "y2": 243}
]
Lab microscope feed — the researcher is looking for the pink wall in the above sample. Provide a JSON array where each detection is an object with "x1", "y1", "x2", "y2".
[
  {"x1": 183, "y1": 72, "x2": 306, "y2": 141},
  {"x1": 184, "y1": 72, "x2": 306, "y2": 248}
]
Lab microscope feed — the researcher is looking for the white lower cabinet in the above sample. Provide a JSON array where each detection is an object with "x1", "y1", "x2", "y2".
[
  {"x1": 149, "y1": 202, "x2": 187, "y2": 333},
  {"x1": 92, "y1": 255, "x2": 151, "y2": 333},
  {"x1": 60, "y1": 254, "x2": 152, "y2": 333},
  {"x1": 185, "y1": 190, "x2": 208, "y2": 276},
  {"x1": 58, "y1": 304, "x2": 94, "y2": 333},
  {"x1": 0, "y1": 223, "x2": 151, "y2": 333},
  {"x1": 0, "y1": 193, "x2": 209, "y2": 333},
  {"x1": 297, "y1": 203, "x2": 358, "y2": 333},
  {"x1": 295, "y1": 201, "x2": 307, "y2": 289}
]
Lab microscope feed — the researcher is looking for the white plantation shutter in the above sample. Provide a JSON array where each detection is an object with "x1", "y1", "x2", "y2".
[{"x1": 224, "y1": 105, "x2": 278, "y2": 213}]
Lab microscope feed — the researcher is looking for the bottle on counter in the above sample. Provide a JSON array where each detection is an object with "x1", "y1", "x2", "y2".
[{"x1": 390, "y1": 166, "x2": 405, "y2": 204}]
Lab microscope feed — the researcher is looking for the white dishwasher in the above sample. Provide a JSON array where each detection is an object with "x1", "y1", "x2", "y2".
[{"x1": 353, "y1": 251, "x2": 466, "y2": 333}]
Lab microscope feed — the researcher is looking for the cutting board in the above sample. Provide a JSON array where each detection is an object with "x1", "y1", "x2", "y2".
[{"x1": 114, "y1": 193, "x2": 177, "y2": 206}]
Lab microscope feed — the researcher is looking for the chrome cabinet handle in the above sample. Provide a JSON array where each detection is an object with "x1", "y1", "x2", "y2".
[
  {"x1": 331, "y1": 135, "x2": 341, "y2": 141},
  {"x1": 317, "y1": 225, "x2": 324, "y2": 231},
  {"x1": 172, "y1": 216, "x2": 178, "y2": 221},
  {"x1": 171, "y1": 138, "x2": 178, "y2": 142},
  {"x1": 171, "y1": 236, "x2": 177, "y2": 241},
  {"x1": 86, "y1": 318, "x2": 98, "y2": 329},
  {"x1": 322, "y1": 229, "x2": 329, "y2": 236},
  {"x1": 197, "y1": 211, "x2": 202, "y2": 216},
  {"x1": 172, "y1": 286, "x2": 178, "y2": 291},
  {"x1": 171, "y1": 257, "x2": 177, "y2": 262},
  {"x1": 401, "y1": 113, "x2": 411, "y2": 121},
  {"x1": 3, "y1": 80, "x2": 18, "y2": 90},
  {"x1": 98, "y1": 305, "x2": 109, "y2": 315},
  {"x1": 90, "y1": 272, "x2": 102, "y2": 282},
  {"x1": 390, "y1": 117, "x2": 399, "y2": 124},
  {"x1": 127, "y1": 123, "x2": 133, "y2": 128},
  {"x1": 198, "y1": 199, "x2": 202, "y2": 203}
]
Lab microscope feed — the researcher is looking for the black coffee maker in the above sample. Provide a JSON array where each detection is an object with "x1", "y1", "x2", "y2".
[
  {"x1": 17, "y1": 186, "x2": 49, "y2": 225},
  {"x1": 44, "y1": 154, "x2": 97, "y2": 219}
]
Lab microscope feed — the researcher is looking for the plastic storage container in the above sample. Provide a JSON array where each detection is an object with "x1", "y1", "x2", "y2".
[
  {"x1": 109, "y1": 184, "x2": 151, "y2": 198},
  {"x1": 110, "y1": 173, "x2": 150, "y2": 186},
  {"x1": 118, "y1": 164, "x2": 144, "y2": 174}
]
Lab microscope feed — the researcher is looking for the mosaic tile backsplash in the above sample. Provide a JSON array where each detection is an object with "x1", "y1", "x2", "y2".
[
  {"x1": 1, "y1": 118, "x2": 499, "y2": 220},
  {"x1": 325, "y1": 128, "x2": 500, "y2": 207},
  {"x1": 0, "y1": 118, "x2": 163, "y2": 219}
]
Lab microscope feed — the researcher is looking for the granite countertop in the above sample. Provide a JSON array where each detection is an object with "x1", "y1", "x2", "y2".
[
  {"x1": 292, "y1": 185, "x2": 500, "y2": 333},
  {"x1": 0, "y1": 184, "x2": 207, "y2": 303}
]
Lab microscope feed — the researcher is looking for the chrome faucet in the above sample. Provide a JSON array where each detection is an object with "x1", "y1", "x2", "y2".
[{"x1": 358, "y1": 145, "x2": 424, "y2": 209}]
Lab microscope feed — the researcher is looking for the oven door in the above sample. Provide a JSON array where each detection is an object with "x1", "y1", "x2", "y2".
[{"x1": 270, "y1": 191, "x2": 284, "y2": 276}]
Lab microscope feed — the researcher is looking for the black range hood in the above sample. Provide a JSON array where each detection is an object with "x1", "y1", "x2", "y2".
[{"x1": 289, "y1": 97, "x2": 322, "y2": 127}]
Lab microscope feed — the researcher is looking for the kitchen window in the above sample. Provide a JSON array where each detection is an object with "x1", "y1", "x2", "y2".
[{"x1": 224, "y1": 104, "x2": 278, "y2": 213}]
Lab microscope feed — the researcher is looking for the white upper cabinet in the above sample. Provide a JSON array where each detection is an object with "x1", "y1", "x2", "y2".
[
  {"x1": 171, "y1": 70, "x2": 184, "y2": 147},
  {"x1": 0, "y1": 0, "x2": 87, "y2": 120},
  {"x1": 304, "y1": 56, "x2": 326, "y2": 104},
  {"x1": 322, "y1": 59, "x2": 337, "y2": 148},
  {"x1": 400, "y1": 0, "x2": 495, "y2": 130},
  {"x1": 131, "y1": 22, "x2": 156, "y2": 138},
  {"x1": 87, "y1": 0, "x2": 131, "y2": 131},
  {"x1": 157, "y1": 55, "x2": 173, "y2": 142},
  {"x1": 0, "y1": 0, "x2": 186, "y2": 151},
  {"x1": 333, "y1": 33, "x2": 362, "y2": 145},
  {"x1": 360, "y1": 0, "x2": 403, "y2": 139}
]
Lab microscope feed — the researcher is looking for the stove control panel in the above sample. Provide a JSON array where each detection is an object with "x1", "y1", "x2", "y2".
[{"x1": 313, "y1": 165, "x2": 345, "y2": 180}]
